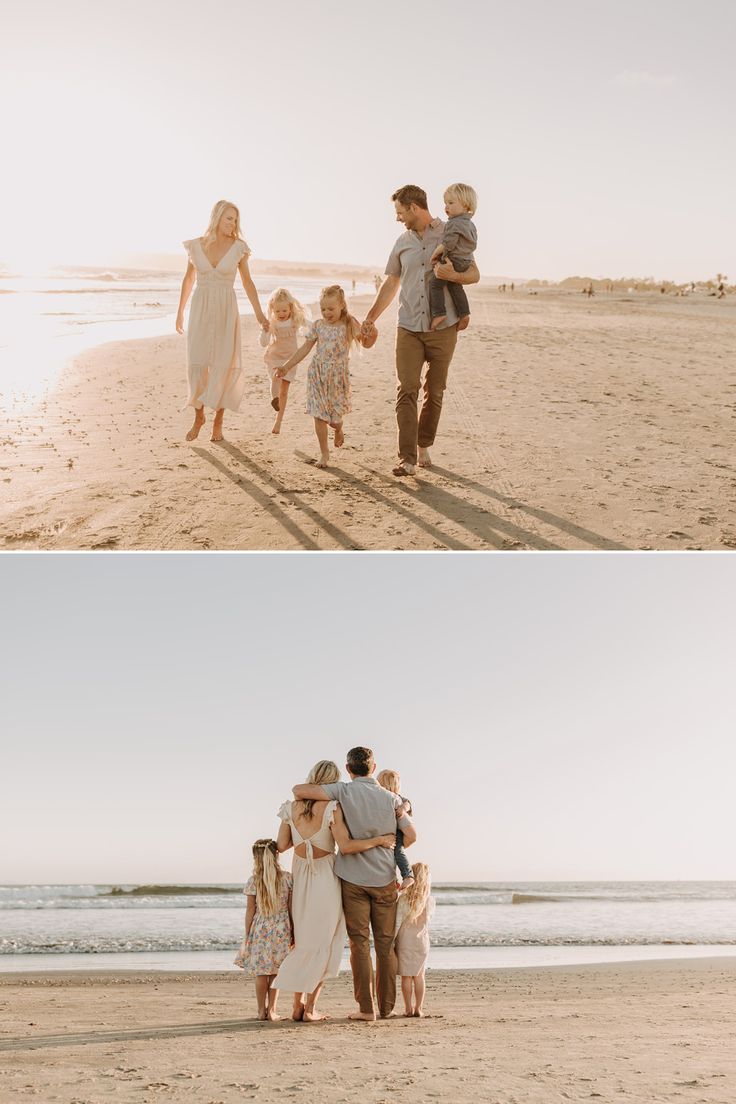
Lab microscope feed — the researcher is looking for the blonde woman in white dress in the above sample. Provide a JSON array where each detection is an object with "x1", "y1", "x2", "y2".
[
  {"x1": 176, "y1": 200, "x2": 267, "y2": 442},
  {"x1": 274, "y1": 760, "x2": 395, "y2": 1022}
]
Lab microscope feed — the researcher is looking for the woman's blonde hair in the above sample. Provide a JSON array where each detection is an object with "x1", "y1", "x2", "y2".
[
  {"x1": 320, "y1": 285, "x2": 359, "y2": 350},
  {"x1": 251, "y1": 838, "x2": 283, "y2": 917},
  {"x1": 268, "y1": 287, "x2": 307, "y2": 332},
  {"x1": 377, "y1": 769, "x2": 400, "y2": 794},
  {"x1": 404, "y1": 862, "x2": 431, "y2": 923},
  {"x1": 444, "y1": 182, "x2": 478, "y2": 217},
  {"x1": 202, "y1": 199, "x2": 245, "y2": 249},
  {"x1": 294, "y1": 760, "x2": 340, "y2": 821}
]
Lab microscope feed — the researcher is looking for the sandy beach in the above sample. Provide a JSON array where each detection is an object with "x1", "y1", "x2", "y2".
[
  {"x1": 1, "y1": 287, "x2": 735, "y2": 551},
  {"x1": 1, "y1": 960, "x2": 734, "y2": 1103}
]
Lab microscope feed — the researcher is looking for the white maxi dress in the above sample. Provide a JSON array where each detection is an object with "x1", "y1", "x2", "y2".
[
  {"x1": 183, "y1": 237, "x2": 250, "y2": 412},
  {"x1": 273, "y1": 799, "x2": 346, "y2": 995}
]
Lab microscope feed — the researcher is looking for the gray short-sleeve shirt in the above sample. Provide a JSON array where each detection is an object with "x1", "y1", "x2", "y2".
[
  {"x1": 322, "y1": 777, "x2": 410, "y2": 887},
  {"x1": 385, "y1": 217, "x2": 459, "y2": 333}
]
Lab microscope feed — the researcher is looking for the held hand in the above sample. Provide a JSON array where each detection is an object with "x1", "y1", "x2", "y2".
[
  {"x1": 176, "y1": 315, "x2": 184, "y2": 335},
  {"x1": 434, "y1": 259, "x2": 457, "y2": 281},
  {"x1": 260, "y1": 318, "x2": 270, "y2": 331},
  {"x1": 360, "y1": 320, "x2": 378, "y2": 348}
]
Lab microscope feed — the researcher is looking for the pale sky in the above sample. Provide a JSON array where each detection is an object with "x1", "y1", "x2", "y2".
[
  {"x1": 2, "y1": 553, "x2": 734, "y2": 884},
  {"x1": 1, "y1": 0, "x2": 734, "y2": 281}
]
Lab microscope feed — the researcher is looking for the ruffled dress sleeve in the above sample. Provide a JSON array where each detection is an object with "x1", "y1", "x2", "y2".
[
  {"x1": 306, "y1": 320, "x2": 319, "y2": 343},
  {"x1": 243, "y1": 875, "x2": 256, "y2": 897},
  {"x1": 235, "y1": 238, "x2": 251, "y2": 263},
  {"x1": 183, "y1": 239, "x2": 198, "y2": 263},
  {"x1": 277, "y1": 800, "x2": 292, "y2": 823}
]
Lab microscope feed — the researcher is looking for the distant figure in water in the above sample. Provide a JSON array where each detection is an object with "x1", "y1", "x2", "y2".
[{"x1": 177, "y1": 200, "x2": 267, "y2": 443}]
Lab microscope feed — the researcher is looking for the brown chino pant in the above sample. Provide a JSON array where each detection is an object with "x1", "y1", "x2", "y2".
[
  {"x1": 341, "y1": 879, "x2": 398, "y2": 1017},
  {"x1": 395, "y1": 324, "x2": 458, "y2": 467}
]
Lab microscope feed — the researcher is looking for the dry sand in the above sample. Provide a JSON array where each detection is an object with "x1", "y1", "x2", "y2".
[
  {"x1": 1, "y1": 289, "x2": 735, "y2": 551},
  {"x1": 1, "y1": 961, "x2": 734, "y2": 1103}
]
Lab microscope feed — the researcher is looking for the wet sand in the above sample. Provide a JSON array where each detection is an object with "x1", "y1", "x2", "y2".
[{"x1": 1, "y1": 288, "x2": 735, "y2": 550}]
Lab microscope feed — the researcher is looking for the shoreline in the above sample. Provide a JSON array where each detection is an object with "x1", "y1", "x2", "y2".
[{"x1": 2, "y1": 287, "x2": 736, "y2": 550}]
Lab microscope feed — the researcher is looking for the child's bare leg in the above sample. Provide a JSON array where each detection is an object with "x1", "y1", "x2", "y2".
[
  {"x1": 186, "y1": 406, "x2": 205, "y2": 441},
  {"x1": 266, "y1": 976, "x2": 281, "y2": 1020},
  {"x1": 272, "y1": 380, "x2": 290, "y2": 434},
  {"x1": 255, "y1": 976, "x2": 270, "y2": 1020},
  {"x1": 314, "y1": 418, "x2": 330, "y2": 468},
  {"x1": 211, "y1": 408, "x2": 224, "y2": 442},
  {"x1": 413, "y1": 970, "x2": 426, "y2": 1016},
  {"x1": 304, "y1": 982, "x2": 327, "y2": 1021},
  {"x1": 292, "y1": 992, "x2": 306, "y2": 1021},
  {"x1": 333, "y1": 420, "x2": 344, "y2": 448},
  {"x1": 401, "y1": 976, "x2": 414, "y2": 1016}
]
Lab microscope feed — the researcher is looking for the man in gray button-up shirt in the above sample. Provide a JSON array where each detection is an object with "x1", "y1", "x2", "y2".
[
  {"x1": 293, "y1": 745, "x2": 416, "y2": 1020},
  {"x1": 361, "y1": 184, "x2": 480, "y2": 477}
]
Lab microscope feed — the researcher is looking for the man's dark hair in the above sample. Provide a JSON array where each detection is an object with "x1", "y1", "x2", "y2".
[
  {"x1": 346, "y1": 746, "x2": 374, "y2": 777},
  {"x1": 391, "y1": 185, "x2": 428, "y2": 211}
]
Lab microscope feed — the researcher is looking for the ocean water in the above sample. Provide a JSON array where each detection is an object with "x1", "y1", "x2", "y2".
[
  {"x1": 0, "y1": 267, "x2": 376, "y2": 408},
  {"x1": 2, "y1": 882, "x2": 735, "y2": 973}
]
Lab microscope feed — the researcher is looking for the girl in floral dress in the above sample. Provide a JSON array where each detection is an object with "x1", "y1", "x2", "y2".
[
  {"x1": 275, "y1": 285, "x2": 370, "y2": 468},
  {"x1": 259, "y1": 288, "x2": 309, "y2": 435},
  {"x1": 234, "y1": 838, "x2": 293, "y2": 1020}
]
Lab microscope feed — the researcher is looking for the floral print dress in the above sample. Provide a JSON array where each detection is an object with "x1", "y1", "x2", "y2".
[
  {"x1": 234, "y1": 872, "x2": 293, "y2": 976},
  {"x1": 305, "y1": 320, "x2": 352, "y2": 422}
]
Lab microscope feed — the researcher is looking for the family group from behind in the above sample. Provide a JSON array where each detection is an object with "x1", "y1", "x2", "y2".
[
  {"x1": 177, "y1": 183, "x2": 479, "y2": 475},
  {"x1": 234, "y1": 747, "x2": 435, "y2": 1023}
]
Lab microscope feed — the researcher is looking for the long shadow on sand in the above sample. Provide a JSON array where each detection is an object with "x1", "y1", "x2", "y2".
[
  {"x1": 353, "y1": 464, "x2": 561, "y2": 550},
  {"x1": 292, "y1": 452, "x2": 474, "y2": 550},
  {"x1": 0, "y1": 1018, "x2": 300, "y2": 1052},
  {"x1": 193, "y1": 445, "x2": 360, "y2": 550},
  {"x1": 427, "y1": 465, "x2": 630, "y2": 550}
]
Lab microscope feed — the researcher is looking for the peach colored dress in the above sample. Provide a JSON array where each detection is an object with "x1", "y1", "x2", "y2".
[
  {"x1": 183, "y1": 237, "x2": 250, "y2": 412},
  {"x1": 272, "y1": 800, "x2": 346, "y2": 995},
  {"x1": 394, "y1": 894, "x2": 435, "y2": 976},
  {"x1": 259, "y1": 320, "x2": 300, "y2": 400}
]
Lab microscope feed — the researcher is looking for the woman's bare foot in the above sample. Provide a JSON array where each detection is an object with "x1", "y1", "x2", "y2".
[
  {"x1": 186, "y1": 410, "x2": 205, "y2": 442},
  {"x1": 292, "y1": 997, "x2": 305, "y2": 1021},
  {"x1": 266, "y1": 1010, "x2": 281, "y2": 1021},
  {"x1": 417, "y1": 447, "x2": 432, "y2": 469},
  {"x1": 430, "y1": 314, "x2": 446, "y2": 331},
  {"x1": 414, "y1": 1009, "x2": 425, "y2": 1017},
  {"x1": 348, "y1": 1010, "x2": 376, "y2": 1021},
  {"x1": 334, "y1": 423, "x2": 344, "y2": 448},
  {"x1": 211, "y1": 411, "x2": 224, "y2": 442}
]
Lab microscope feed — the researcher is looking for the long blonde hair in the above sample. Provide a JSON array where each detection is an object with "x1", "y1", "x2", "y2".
[
  {"x1": 294, "y1": 760, "x2": 340, "y2": 821},
  {"x1": 268, "y1": 287, "x2": 308, "y2": 333},
  {"x1": 250, "y1": 838, "x2": 284, "y2": 917},
  {"x1": 202, "y1": 199, "x2": 245, "y2": 249},
  {"x1": 377, "y1": 769, "x2": 400, "y2": 794},
  {"x1": 403, "y1": 862, "x2": 431, "y2": 923},
  {"x1": 320, "y1": 285, "x2": 360, "y2": 350}
]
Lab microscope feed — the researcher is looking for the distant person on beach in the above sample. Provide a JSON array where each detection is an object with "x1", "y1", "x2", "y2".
[
  {"x1": 428, "y1": 183, "x2": 478, "y2": 330},
  {"x1": 361, "y1": 184, "x2": 480, "y2": 477},
  {"x1": 273, "y1": 760, "x2": 395, "y2": 1022},
  {"x1": 234, "y1": 839, "x2": 293, "y2": 1021},
  {"x1": 293, "y1": 746, "x2": 417, "y2": 1021},
  {"x1": 395, "y1": 862, "x2": 435, "y2": 1017},
  {"x1": 275, "y1": 285, "x2": 373, "y2": 469},
  {"x1": 377, "y1": 768, "x2": 414, "y2": 889},
  {"x1": 177, "y1": 200, "x2": 267, "y2": 443},
  {"x1": 374, "y1": 273, "x2": 382, "y2": 292},
  {"x1": 259, "y1": 288, "x2": 308, "y2": 435}
]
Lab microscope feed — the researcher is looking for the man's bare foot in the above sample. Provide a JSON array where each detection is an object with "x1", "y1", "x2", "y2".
[
  {"x1": 303, "y1": 1010, "x2": 329, "y2": 1022},
  {"x1": 417, "y1": 447, "x2": 432, "y2": 469},
  {"x1": 186, "y1": 410, "x2": 205, "y2": 442},
  {"x1": 379, "y1": 1011, "x2": 399, "y2": 1019},
  {"x1": 430, "y1": 314, "x2": 446, "y2": 331},
  {"x1": 348, "y1": 1010, "x2": 376, "y2": 1021},
  {"x1": 334, "y1": 423, "x2": 344, "y2": 448},
  {"x1": 392, "y1": 462, "x2": 416, "y2": 477},
  {"x1": 400, "y1": 876, "x2": 415, "y2": 890},
  {"x1": 457, "y1": 314, "x2": 470, "y2": 331},
  {"x1": 211, "y1": 412, "x2": 224, "y2": 442}
]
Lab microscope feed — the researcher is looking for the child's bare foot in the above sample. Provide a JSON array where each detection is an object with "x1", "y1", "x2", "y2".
[
  {"x1": 211, "y1": 411, "x2": 224, "y2": 442},
  {"x1": 266, "y1": 1010, "x2": 281, "y2": 1021},
  {"x1": 186, "y1": 410, "x2": 205, "y2": 441},
  {"x1": 348, "y1": 1010, "x2": 376, "y2": 1021},
  {"x1": 414, "y1": 1009, "x2": 425, "y2": 1017},
  {"x1": 400, "y1": 876, "x2": 415, "y2": 890},
  {"x1": 257, "y1": 1009, "x2": 268, "y2": 1020},
  {"x1": 457, "y1": 314, "x2": 470, "y2": 331},
  {"x1": 430, "y1": 314, "x2": 446, "y2": 331},
  {"x1": 417, "y1": 447, "x2": 432, "y2": 469},
  {"x1": 334, "y1": 423, "x2": 344, "y2": 448},
  {"x1": 271, "y1": 417, "x2": 283, "y2": 435},
  {"x1": 271, "y1": 396, "x2": 280, "y2": 411},
  {"x1": 402, "y1": 1009, "x2": 414, "y2": 1017},
  {"x1": 303, "y1": 1010, "x2": 329, "y2": 1022},
  {"x1": 316, "y1": 451, "x2": 330, "y2": 469}
]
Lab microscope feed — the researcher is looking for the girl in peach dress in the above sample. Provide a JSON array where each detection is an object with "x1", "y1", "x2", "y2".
[
  {"x1": 259, "y1": 288, "x2": 309, "y2": 434},
  {"x1": 395, "y1": 862, "x2": 435, "y2": 1017},
  {"x1": 176, "y1": 199, "x2": 267, "y2": 442}
]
